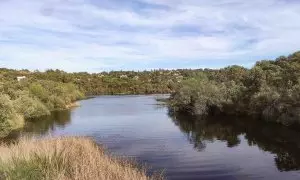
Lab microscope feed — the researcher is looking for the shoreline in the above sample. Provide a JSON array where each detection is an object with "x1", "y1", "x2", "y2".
[
  {"x1": 0, "y1": 136, "x2": 163, "y2": 180},
  {"x1": 65, "y1": 101, "x2": 81, "y2": 109}
]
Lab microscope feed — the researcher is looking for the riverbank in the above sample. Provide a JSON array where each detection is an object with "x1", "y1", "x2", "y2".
[
  {"x1": 65, "y1": 101, "x2": 81, "y2": 109},
  {"x1": 0, "y1": 136, "x2": 162, "y2": 180},
  {"x1": 0, "y1": 79, "x2": 85, "y2": 138},
  {"x1": 168, "y1": 52, "x2": 300, "y2": 126}
]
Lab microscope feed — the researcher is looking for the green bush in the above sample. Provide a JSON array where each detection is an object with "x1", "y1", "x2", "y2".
[
  {"x1": 0, "y1": 78, "x2": 84, "y2": 137},
  {"x1": 170, "y1": 77, "x2": 245, "y2": 116},
  {"x1": 171, "y1": 78, "x2": 223, "y2": 115},
  {"x1": 169, "y1": 51, "x2": 300, "y2": 126},
  {"x1": 29, "y1": 83, "x2": 49, "y2": 103},
  {"x1": 47, "y1": 95, "x2": 66, "y2": 110},
  {"x1": 14, "y1": 93, "x2": 50, "y2": 119},
  {"x1": 28, "y1": 81, "x2": 84, "y2": 111},
  {"x1": 0, "y1": 95, "x2": 24, "y2": 137}
]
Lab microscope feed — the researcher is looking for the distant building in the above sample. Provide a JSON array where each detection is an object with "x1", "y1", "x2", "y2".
[
  {"x1": 133, "y1": 76, "x2": 139, "y2": 80},
  {"x1": 120, "y1": 75, "x2": 128, "y2": 78},
  {"x1": 17, "y1": 76, "x2": 26, "y2": 82}
]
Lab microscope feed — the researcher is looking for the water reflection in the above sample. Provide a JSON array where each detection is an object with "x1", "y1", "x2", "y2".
[
  {"x1": 2, "y1": 95, "x2": 300, "y2": 180},
  {"x1": 25, "y1": 110, "x2": 71, "y2": 133},
  {"x1": 169, "y1": 111, "x2": 300, "y2": 172},
  {"x1": 2, "y1": 110, "x2": 71, "y2": 141}
]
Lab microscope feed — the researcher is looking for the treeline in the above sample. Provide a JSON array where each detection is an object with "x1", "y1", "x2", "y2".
[
  {"x1": 1, "y1": 50, "x2": 300, "y2": 131},
  {"x1": 36, "y1": 70, "x2": 185, "y2": 95},
  {"x1": 0, "y1": 67, "x2": 197, "y2": 137},
  {"x1": 169, "y1": 51, "x2": 300, "y2": 126},
  {"x1": 0, "y1": 68, "x2": 204, "y2": 95},
  {"x1": 0, "y1": 76, "x2": 84, "y2": 137}
]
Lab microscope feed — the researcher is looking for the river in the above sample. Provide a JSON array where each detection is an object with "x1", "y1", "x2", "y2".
[{"x1": 4, "y1": 95, "x2": 300, "y2": 180}]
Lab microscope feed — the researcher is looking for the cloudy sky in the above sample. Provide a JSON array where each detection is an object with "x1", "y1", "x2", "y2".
[{"x1": 0, "y1": 0, "x2": 300, "y2": 72}]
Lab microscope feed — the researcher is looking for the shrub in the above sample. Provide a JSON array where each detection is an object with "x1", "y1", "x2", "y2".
[
  {"x1": 0, "y1": 95, "x2": 24, "y2": 137},
  {"x1": 170, "y1": 77, "x2": 244, "y2": 116},
  {"x1": 29, "y1": 83, "x2": 49, "y2": 103},
  {"x1": 29, "y1": 81, "x2": 84, "y2": 111},
  {"x1": 46, "y1": 95, "x2": 66, "y2": 110},
  {"x1": 13, "y1": 94, "x2": 50, "y2": 119},
  {"x1": 169, "y1": 52, "x2": 300, "y2": 126}
]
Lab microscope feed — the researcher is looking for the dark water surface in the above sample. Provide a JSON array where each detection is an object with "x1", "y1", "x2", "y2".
[{"x1": 4, "y1": 95, "x2": 300, "y2": 180}]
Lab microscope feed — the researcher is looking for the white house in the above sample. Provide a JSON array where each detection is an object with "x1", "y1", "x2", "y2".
[
  {"x1": 133, "y1": 76, "x2": 139, "y2": 80},
  {"x1": 120, "y1": 75, "x2": 128, "y2": 78},
  {"x1": 17, "y1": 76, "x2": 26, "y2": 82}
]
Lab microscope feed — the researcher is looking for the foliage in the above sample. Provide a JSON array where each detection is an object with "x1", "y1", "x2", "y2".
[
  {"x1": 1, "y1": 51, "x2": 300, "y2": 130},
  {"x1": 29, "y1": 81, "x2": 84, "y2": 110},
  {"x1": 13, "y1": 92, "x2": 50, "y2": 119},
  {"x1": 0, "y1": 73, "x2": 84, "y2": 137},
  {"x1": 169, "y1": 51, "x2": 300, "y2": 126},
  {"x1": 170, "y1": 74, "x2": 245, "y2": 115},
  {"x1": 0, "y1": 95, "x2": 24, "y2": 137}
]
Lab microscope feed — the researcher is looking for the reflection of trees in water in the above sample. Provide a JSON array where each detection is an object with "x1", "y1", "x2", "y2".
[
  {"x1": 170, "y1": 112, "x2": 243, "y2": 151},
  {"x1": 24, "y1": 110, "x2": 71, "y2": 134},
  {"x1": 169, "y1": 110, "x2": 300, "y2": 172},
  {"x1": 2, "y1": 110, "x2": 72, "y2": 142}
]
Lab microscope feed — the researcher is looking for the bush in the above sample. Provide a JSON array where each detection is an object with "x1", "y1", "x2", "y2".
[
  {"x1": 29, "y1": 81, "x2": 84, "y2": 111},
  {"x1": 170, "y1": 77, "x2": 244, "y2": 116},
  {"x1": 46, "y1": 95, "x2": 66, "y2": 110},
  {"x1": 169, "y1": 51, "x2": 300, "y2": 126},
  {"x1": 29, "y1": 83, "x2": 49, "y2": 103},
  {"x1": 0, "y1": 79, "x2": 84, "y2": 137},
  {"x1": 13, "y1": 93, "x2": 50, "y2": 119},
  {"x1": 0, "y1": 95, "x2": 24, "y2": 137}
]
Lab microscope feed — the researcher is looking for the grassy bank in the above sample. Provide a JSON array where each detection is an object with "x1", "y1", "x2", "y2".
[{"x1": 0, "y1": 137, "x2": 162, "y2": 180}]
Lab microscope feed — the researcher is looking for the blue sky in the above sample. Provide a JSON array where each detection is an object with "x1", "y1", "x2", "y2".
[{"x1": 0, "y1": 0, "x2": 300, "y2": 72}]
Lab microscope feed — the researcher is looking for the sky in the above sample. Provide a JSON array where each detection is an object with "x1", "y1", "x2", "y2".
[{"x1": 0, "y1": 0, "x2": 300, "y2": 72}]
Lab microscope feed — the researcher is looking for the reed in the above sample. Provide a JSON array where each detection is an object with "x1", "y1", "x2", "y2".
[{"x1": 0, "y1": 137, "x2": 163, "y2": 180}]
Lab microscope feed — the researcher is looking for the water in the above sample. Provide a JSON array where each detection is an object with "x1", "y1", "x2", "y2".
[{"x1": 4, "y1": 95, "x2": 300, "y2": 180}]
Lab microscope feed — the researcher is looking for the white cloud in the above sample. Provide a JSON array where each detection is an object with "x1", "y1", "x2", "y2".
[{"x1": 0, "y1": 0, "x2": 300, "y2": 71}]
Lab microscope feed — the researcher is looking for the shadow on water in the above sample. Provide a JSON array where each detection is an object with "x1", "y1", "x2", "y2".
[
  {"x1": 2, "y1": 110, "x2": 72, "y2": 142},
  {"x1": 2, "y1": 95, "x2": 300, "y2": 179},
  {"x1": 168, "y1": 110, "x2": 300, "y2": 172}
]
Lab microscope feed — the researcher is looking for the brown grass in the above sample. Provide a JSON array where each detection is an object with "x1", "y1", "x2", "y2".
[
  {"x1": 0, "y1": 137, "x2": 163, "y2": 180},
  {"x1": 65, "y1": 102, "x2": 81, "y2": 109}
]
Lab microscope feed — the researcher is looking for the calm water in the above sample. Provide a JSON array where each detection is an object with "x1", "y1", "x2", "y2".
[{"x1": 4, "y1": 95, "x2": 300, "y2": 180}]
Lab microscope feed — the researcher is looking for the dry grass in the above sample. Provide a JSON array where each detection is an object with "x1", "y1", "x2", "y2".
[{"x1": 0, "y1": 137, "x2": 163, "y2": 180}]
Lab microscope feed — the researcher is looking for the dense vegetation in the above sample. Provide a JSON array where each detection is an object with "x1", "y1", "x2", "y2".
[
  {"x1": 23, "y1": 69, "x2": 188, "y2": 95},
  {"x1": 169, "y1": 51, "x2": 300, "y2": 126},
  {"x1": 1, "y1": 51, "x2": 300, "y2": 179},
  {"x1": 0, "y1": 73, "x2": 84, "y2": 137},
  {"x1": 1, "y1": 51, "x2": 300, "y2": 136},
  {"x1": 0, "y1": 137, "x2": 162, "y2": 180},
  {"x1": 0, "y1": 67, "x2": 195, "y2": 137}
]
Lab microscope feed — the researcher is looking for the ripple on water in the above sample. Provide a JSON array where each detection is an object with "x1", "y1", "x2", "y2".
[{"x1": 6, "y1": 95, "x2": 300, "y2": 180}]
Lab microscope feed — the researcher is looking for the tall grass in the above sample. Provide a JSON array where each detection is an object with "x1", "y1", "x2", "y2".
[{"x1": 0, "y1": 137, "x2": 163, "y2": 180}]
